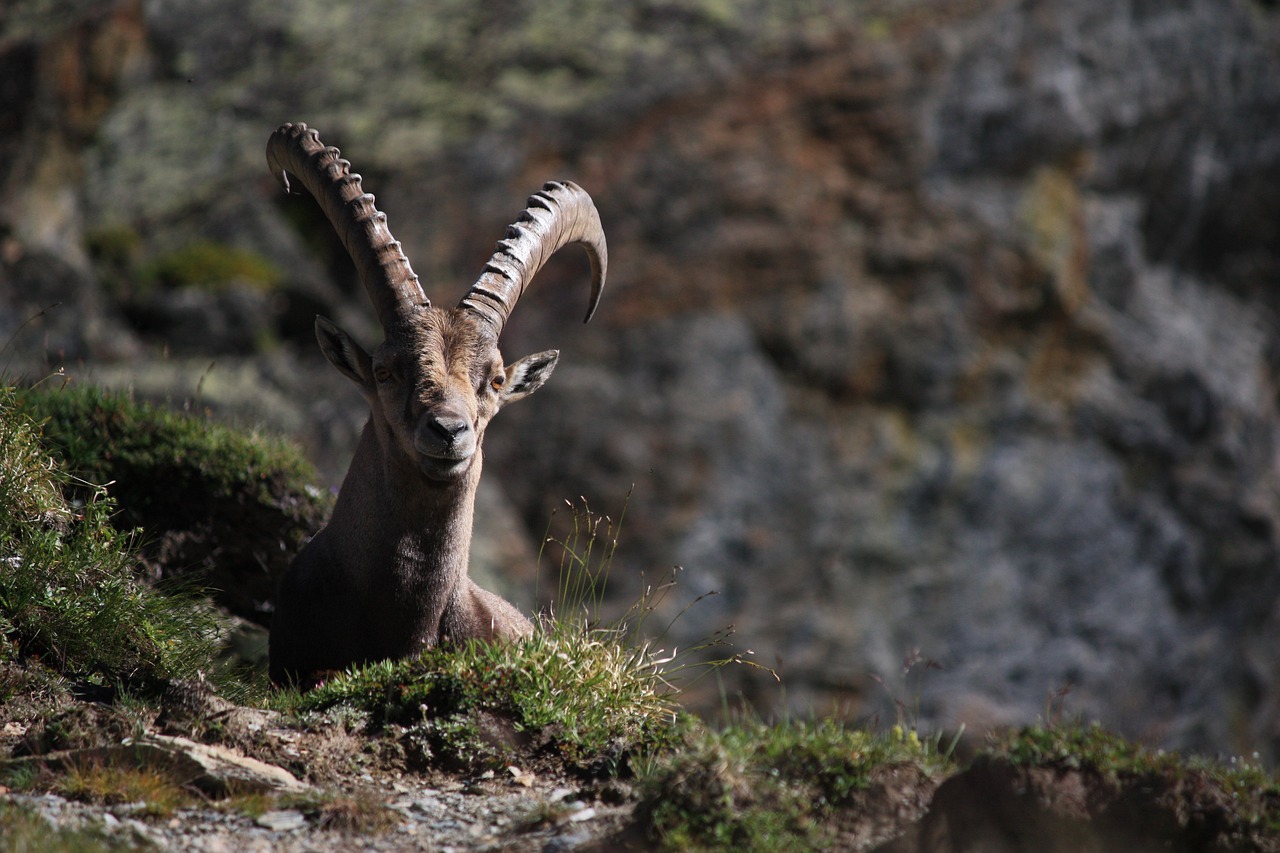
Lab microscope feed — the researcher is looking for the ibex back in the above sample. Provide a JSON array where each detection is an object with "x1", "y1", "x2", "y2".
[{"x1": 265, "y1": 123, "x2": 607, "y2": 687}]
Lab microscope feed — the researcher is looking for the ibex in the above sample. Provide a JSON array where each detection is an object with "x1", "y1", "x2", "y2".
[{"x1": 265, "y1": 122, "x2": 607, "y2": 687}]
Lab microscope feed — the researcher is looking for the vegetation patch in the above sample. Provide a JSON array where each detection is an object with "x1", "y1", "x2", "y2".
[
  {"x1": 994, "y1": 723, "x2": 1280, "y2": 840},
  {"x1": 88, "y1": 229, "x2": 283, "y2": 320},
  {"x1": 52, "y1": 758, "x2": 195, "y2": 818},
  {"x1": 289, "y1": 788, "x2": 400, "y2": 834},
  {"x1": 13, "y1": 382, "x2": 331, "y2": 629},
  {"x1": 218, "y1": 786, "x2": 399, "y2": 835},
  {"x1": 289, "y1": 622, "x2": 681, "y2": 776},
  {"x1": 0, "y1": 386, "x2": 227, "y2": 693},
  {"x1": 636, "y1": 717, "x2": 950, "y2": 851},
  {"x1": 997, "y1": 722, "x2": 1180, "y2": 775}
]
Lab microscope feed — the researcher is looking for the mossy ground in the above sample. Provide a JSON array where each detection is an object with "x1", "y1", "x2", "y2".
[
  {"x1": 636, "y1": 717, "x2": 949, "y2": 851},
  {"x1": 997, "y1": 723, "x2": 1280, "y2": 839},
  {"x1": 11, "y1": 381, "x2": 331, "y2": 656}
]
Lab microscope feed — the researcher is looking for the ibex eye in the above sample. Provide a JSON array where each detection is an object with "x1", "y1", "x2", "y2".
[
  {"x1": 490, "y1": 374, "x2": 505, "y2": 391},
  {"x1": 374, "y1": 365, "x2": 392, "y2": 383}
]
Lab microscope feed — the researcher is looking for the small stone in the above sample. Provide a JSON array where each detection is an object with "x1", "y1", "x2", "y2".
[
  {"x1": 255, "y1": 809, "x2": 307, "y2": 832},
  {"x1": 507, "y1": 765, "x2": 536, "y2": 787}
]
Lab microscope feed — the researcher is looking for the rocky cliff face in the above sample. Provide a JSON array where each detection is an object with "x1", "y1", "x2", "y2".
[{"x1": 3, "y1": 0, "x2": 1278, "y2": 762}]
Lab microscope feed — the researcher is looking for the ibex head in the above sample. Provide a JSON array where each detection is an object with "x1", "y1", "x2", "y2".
[{"x1": 266, "y1": 122, "x2": 607, "y2": 484}]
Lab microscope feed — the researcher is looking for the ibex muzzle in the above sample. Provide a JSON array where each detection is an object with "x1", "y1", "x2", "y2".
[{"x1": 265, "y1": 123, "x2": 606, "y2": 687}]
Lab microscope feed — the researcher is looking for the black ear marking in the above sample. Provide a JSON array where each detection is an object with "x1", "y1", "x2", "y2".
[{"x1": 502, "y1": 349, "x2": 560, "y2": 403}]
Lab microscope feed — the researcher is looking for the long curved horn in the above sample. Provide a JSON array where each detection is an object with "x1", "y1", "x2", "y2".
[
  {"x1": 459, "y1": 181, "x2": 607, "y2": 336},
  {"x1": 266, "y1": 123, "x2": 429, "y2": 327}
]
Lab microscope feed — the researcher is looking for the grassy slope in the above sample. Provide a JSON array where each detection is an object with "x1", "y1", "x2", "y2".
[{"x1": 0, "y1": 382, "x2": 1277, "y2": 850}]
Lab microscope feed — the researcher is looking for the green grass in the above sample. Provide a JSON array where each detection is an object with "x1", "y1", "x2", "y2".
[
  {"x1": 87, "y1": 227, "x2": 282, "y2": 305},
  {"x1": 287, "y1": 623, "x2": 681, "y2": 774},
  {"x1": 997, "y1": 721, "x2": 1173, "y2": 773},
  {"x1": 12, "y1": 381, "x2": 331, "y2": 674},
  {"x1": 0, "y1": 385, "x2": 226, "y2": 690},
  {"x1": 996, "y1": 722, "x2": 1280, "y2": 837},
  {"x1": 636, "y1": 716, "x2": 952, "y2": 851}
]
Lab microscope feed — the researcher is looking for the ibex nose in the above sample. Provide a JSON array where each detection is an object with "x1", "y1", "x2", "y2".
[
  {"x1": 416, "y1": 412, "x2": 475, "y2": 457},
  {"x1": 429, "y1": 415, "x2": 469, "y2": 441}
]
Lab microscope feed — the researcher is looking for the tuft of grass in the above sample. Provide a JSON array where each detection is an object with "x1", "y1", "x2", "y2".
[
  {"x1": 637, "y1": 716, "x2": 952, "y2": 851},
  {"x1": 538, "y1": 493, "x2": 771, "y2": 697},
  {"x1": 1197, "y1": 756, "x2": 1280, "y2": 837},
  {"x1": 537, "y1": 493, "x2": 626, "y2": 620},
  {"x1": 55, "y1": 758, "x2": 195, "y2": 818},
  {"x1": 0, "y1": 385, "x2": 228, "y2": 690},
  {"x1": 6, "y1": 751, "x2": 200, "y2": 821},
  {"x1": 289, "y1": 623, "x2": 680, "y2": 773},
  {"x1": 308, "y1": 788, "x2": 401, "y2": 834}
]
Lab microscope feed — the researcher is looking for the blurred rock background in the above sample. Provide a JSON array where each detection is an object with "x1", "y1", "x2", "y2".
[{"x1": 2, "y1": 0, "x2": 1278, "y2": 762}]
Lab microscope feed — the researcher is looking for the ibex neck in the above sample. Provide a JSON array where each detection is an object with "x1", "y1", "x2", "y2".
[{"x1": 326, "y1": 420, "x2": 480, "y2": 577}]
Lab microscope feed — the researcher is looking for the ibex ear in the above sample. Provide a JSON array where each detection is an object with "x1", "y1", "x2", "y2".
[
  {"x1": 315, "y1": 315, "x2": 374, "y2": 390},
  {"x1": 500, "y1": 349, "x2": 559, "y2": 405}
]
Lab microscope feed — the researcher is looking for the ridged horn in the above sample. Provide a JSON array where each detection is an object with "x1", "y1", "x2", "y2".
[
  {"x1": 266, "y1": 122, "x2": 429, "y2": 328},
  {"x1": 459, "y1": 181, "x2": 607, "y2": 336}
]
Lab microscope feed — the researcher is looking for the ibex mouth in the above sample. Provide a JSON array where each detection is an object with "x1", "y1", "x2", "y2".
[{"x1": 417, "y1": 453, "x2": 474, "y2": 481}]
